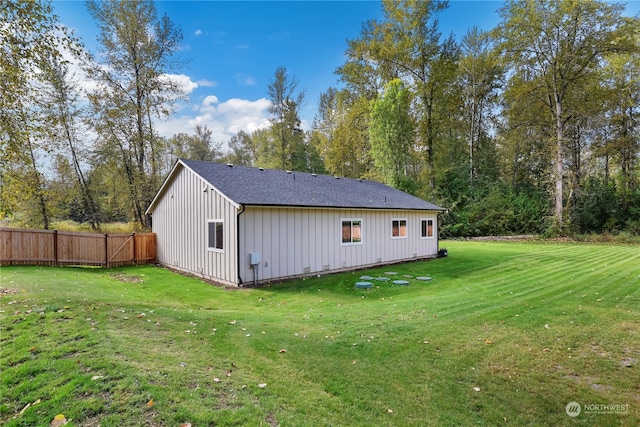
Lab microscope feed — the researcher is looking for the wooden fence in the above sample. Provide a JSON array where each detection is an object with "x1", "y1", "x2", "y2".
[{"x1": 0, "y1": 228, "x2": 156, "y2": 267}]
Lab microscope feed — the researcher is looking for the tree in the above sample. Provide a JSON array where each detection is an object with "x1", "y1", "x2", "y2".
[
  {"x1": 264, "y1": 66, "x2": 307, "y2": 170},
  {"x1": 225, "y1": 130, "x2": 256, "y2": 166},
  {"x1": 1, "y1": 0, "x2": 80, "y2": 228},
  {"x1": 85, "y1": 0, "x2": 185, "y2": 227},
  {"x1": 310, "y1": 87, "x2": 338, "y2": 166},
  {"x1": 323, "y1": 94, "x2": 372, "y2": 179},
  {"x1": 369, "y1": 79, "x2": 417, "y2": 191},
  {"x1": 338, "y1": 0, "x2": 454, "y2": 191},
  {"x1": 168, "y1": 125, "x2": 222, "y2": 162},
  {"x1": 601, "y1": 49, "x2": 640, "y2": 195},
  {"x1": 458, "y1": 27, "x2": 502, "y2": 183},
  {"x1": 43, "y1": 54, "x2": 101, "y2": 228},
  {"x1": 493, "y1": 0, "x2": 637, "y2": 227}
]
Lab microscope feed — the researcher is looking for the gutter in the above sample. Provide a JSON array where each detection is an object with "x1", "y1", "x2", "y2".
[{"x1": 237, "y1": 204, "x2": 245, "y2": 286}]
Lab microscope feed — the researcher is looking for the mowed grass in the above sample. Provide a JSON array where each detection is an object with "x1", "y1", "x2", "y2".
[{"x1": 1, "y1": 240, "x2": 639, "y2": 426}]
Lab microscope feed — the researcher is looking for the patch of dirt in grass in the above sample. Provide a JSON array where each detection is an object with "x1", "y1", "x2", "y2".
[
  {"x1": 564, "y1": 373, "x2": 613, "y2": 392},
  {"x1": 486, "y1": 363, "x2": 519, "y2": 378},
  {"x1": 162, "y1": 265, "x2": 250, "y2": 290},
  {"x1": 588, "y1": 344, "x2": 610, "y2": 358},
  {"x1": 0, "y1": 287, "x2": 18, "y2": 295},
  {"x1": 589, "y1": 382, "x2": 614, "y2": 392},
  {"x1": 265, "y1": 412, "x2": 280, "y2": 426},
  {"x1": 108, "y1": 272, "x2": 144, "y2": 284},
  {"x1": 212, "y1": 394, "x2": 245, "y2": 411},
  {"x1": 620, "y1": 357, "x2": 637, "y2": 368},
  {"x1": 145, "y1": 410, "x2": 158, "y2": 426},
  {"x1": 78, "y1": 416, "x2": 102, "y2": 427}
]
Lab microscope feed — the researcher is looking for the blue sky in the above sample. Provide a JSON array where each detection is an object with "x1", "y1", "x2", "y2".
[{"x1": 52, "y1": 0, "x2": 639, "y2": 145}]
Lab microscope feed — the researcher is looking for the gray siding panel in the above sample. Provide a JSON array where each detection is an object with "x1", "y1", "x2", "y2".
[
  {"x1": 151, "y1": 165, "x2": 239, "y2": 286},
  {"x1": 238, "y1": 207, "x2": 439, "y2": 284},
  {"x1": 153, "y1": 169, "x2": 439, "y2": 286}
]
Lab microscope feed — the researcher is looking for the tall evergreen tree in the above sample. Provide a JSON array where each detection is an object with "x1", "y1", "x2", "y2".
[
  {"x1": 369, "y1": 79, "x2": 417, "y2": 192},
  {"x1": 265, "y1": 66, "x2": 307, "y2": 171}
]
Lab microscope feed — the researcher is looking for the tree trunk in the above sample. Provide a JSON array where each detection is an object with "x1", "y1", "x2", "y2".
[
  {"x1": 554, "y1": 96, "x2": 564, "y2": 226},
  {"x1": 26, "y1": 136, "x2": 49, "y2": 229}
]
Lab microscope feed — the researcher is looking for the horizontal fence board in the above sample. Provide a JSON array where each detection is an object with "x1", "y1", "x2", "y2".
[{"x1": 0, "y1": 228, "x2": 156, "y2": 267}]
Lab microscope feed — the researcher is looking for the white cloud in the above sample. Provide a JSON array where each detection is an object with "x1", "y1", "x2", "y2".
[
  {"x1": 194, "y1": 29, "x2": 202, "y2": 36},
  {"x1": 235, "y1": 73, "x2": 256, "y2": 86},
  {"x1": 155, "y1": 96, "x2": 271, "y2": 151},
  {"x1": 202, "y1": 95, "x2": 219, "y2": 107},
  {"x1": 196, "y1": 79, "x2": 216, "y2": 87},
  {"x1": 161, "y1": 73, "x2": 199, "y2": 94}
]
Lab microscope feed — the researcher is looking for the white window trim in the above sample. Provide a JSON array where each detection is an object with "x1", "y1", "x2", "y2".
[
  {"x1": 341, "y1": 218, "x2": 363, "y2": 246},
  {"x1": 207, "y1": 219, "x2": 224, "y2": 253},
  {"x1": 391, "y1": 218, "x2": 408, "y2": 239},
  {"x1": 420, "y1": 218, "x2": 435, "y2": 239}
]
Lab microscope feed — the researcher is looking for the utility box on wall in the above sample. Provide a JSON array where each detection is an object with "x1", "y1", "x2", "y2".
[{"x1": 249, "y1": 252, "x2": 261, "y2": 266}]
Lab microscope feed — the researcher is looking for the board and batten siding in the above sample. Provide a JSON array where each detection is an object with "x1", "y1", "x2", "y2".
[
  {"x1": 238, "y1": 207, "x2": 438, "y2": 284},
  {"x1": 151, "y1": 165, "x2": 239, "y2": 286}
]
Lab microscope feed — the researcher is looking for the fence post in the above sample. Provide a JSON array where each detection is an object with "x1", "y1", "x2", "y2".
[
  {"x1": 132, "y1": 232, "x2": 137, "y2": 265},
  {"x1": 104, "y1": 233, "x2": 109, "y2": 268},
  {"x1": 53, "y1": 229, "x2": 58, "y2": 266}
]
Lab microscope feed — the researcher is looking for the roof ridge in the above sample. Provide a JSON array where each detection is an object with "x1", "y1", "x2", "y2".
[{"x1": 181, "y1": 159, "x2": 370, "y2": 183}]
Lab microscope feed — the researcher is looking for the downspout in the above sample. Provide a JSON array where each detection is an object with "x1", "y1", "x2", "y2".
[{"x1": 237, "y1": 204, "x2": 245, "y2": 286}]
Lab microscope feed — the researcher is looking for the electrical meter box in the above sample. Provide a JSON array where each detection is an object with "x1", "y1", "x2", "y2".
[{"x1": 249, "y1": 252, "x2": 261, "y2": 266}]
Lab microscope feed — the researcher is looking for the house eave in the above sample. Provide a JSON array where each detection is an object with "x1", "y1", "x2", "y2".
[
  {"x1": 146, "y1": 159, "x2": 242, "y2": 216},
  {"x1": 238, "y1": 203, "x2": 446, "y2": 212}
]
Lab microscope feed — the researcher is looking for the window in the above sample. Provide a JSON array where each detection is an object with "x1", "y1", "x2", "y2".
[
  {"x1": 341, "y1": 219, "x2": 362, "y2": 244},
  {"x1": 421, "y1": 219, "x2": 434, "y2": 238},
  {"x1": 392, "y1": 219, "x2": 407, "y2": 238},
  {"x1": 207, "y1": 220, "x2": 224, "y2": 251}
]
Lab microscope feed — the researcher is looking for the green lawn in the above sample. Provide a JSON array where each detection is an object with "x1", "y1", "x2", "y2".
[{"x1": 1, "y1": 240, "x2": 639, "y2": 426}]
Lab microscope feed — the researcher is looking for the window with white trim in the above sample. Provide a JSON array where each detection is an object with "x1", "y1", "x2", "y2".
[
  {"x1": 392, "y1": 219, "x2": 407, "y2": 238},
  {"x1": 341, "y1": 219, "x2": 362, "y2": 244},
  {"x1": 421, "y1": 219, "x2": 434, "y2": 238},
  {"x1": 207, "y1": 220, "x2": 224, "y2": 251}
]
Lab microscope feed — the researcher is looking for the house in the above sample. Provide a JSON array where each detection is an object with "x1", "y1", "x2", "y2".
[{"x1": 146, "y1": 159, "x2": 446, "y2": 286}]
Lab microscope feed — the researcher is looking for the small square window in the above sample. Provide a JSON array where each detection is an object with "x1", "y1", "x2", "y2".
[
  {"x1": 421, "y1": 219, "x2": 434, "y2": 238},
  {"x1": 208, "y1": 220, "x2": 224, "y2": 251},
  {"x1": 392, "y1": 219, "x2": 407, "y2": 238},
  {"x1": 342, "y1": 219, "x2": 362, "y2": 244}
]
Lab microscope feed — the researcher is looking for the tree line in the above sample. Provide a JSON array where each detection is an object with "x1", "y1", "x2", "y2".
[{"x1": 1, "y1": 0, "x2": 639, "y2": 237}]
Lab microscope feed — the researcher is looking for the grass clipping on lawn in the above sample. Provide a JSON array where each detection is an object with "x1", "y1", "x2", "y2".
[{"x1": 1, "y1": 240, "x2": 639, "y2": 426}]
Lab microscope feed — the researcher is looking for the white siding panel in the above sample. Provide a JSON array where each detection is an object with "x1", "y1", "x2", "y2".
[
  {"x1": 238, "y1": 207, "x2": 440, "y2": 284},
  {"x1": 151, "y1": 165, "x2": 239, "y2": 286}
]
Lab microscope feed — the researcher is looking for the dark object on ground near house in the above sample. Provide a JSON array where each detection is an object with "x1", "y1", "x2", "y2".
[{"x1": 438, "y1": 248, "x2": 448, "y2": 258}]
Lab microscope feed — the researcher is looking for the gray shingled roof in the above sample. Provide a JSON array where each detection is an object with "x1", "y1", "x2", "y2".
[{"x1": 180, "y1": 159, "x2": 444, "y2": 211}]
